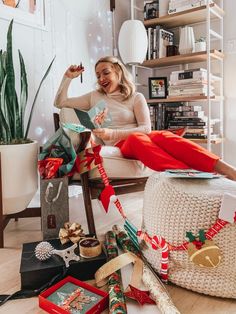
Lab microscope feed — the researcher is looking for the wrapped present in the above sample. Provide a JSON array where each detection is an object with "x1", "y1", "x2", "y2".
[
  {"x1": 39, "y1": 276, "x2": 108, "y2": 314},
  {"x1": 20, "y1": 238, "x2": 107, "y2": 290}
]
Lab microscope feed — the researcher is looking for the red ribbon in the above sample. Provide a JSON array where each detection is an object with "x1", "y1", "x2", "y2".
[{"x1": 84, "y1": 145, "x2": 103, "y2": 168}]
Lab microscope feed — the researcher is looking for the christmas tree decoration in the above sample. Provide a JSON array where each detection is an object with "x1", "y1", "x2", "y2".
[
  {"x1": 124, "y1": 285, "x2": 155, "y2": 306},
  {"x1": 59, "y1": 222, "x2": 85, "y2": 245},
  {"x1": 35, "y1": 241, "x2": 80, "y2": 267},
  {"x1": 188, "y1": 240, "x2": 221, "y2": 268},
  {"x1": 35, "y1": 241, "x2": 55, "y2": 261}
]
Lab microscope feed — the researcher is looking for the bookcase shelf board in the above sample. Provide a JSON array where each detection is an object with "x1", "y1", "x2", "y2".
[
  {"x1": 142, "y1": 50, "x2": 224, "y2": 68},
  {"x1": 147, "y1": 95, "x2": 222, "y2": 103},
  {"x1": 191, "y1": 138, "x2": 223, "y2": 144},
  {"x1": 143, "y1": 3, "x2": 225, "y2": 28}
]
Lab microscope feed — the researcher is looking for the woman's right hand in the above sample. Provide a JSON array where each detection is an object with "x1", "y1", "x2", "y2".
[{"x1": 65, "y1": 64, "x2": 84, "y2": 79}]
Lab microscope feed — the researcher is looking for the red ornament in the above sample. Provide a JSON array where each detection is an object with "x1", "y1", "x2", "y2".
[{"x1": 125, "y1": 285, "x2": 156, "y2": 306}]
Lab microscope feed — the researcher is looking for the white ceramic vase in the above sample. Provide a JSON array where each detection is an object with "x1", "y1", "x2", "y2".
[
  {"x1": 0, "y1": 141, "x2": 38, "y2": 214},
  {"x1": 179, "y1": 26, "x2": 195, "y2": 55}
]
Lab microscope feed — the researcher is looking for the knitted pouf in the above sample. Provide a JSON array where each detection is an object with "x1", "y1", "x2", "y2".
[{"x1": 142, "y1": 172, "x2": 236, "y2": 298}]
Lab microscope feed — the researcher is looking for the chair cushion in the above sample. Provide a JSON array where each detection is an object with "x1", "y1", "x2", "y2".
[
  {"x1": 142, "y1": 172, "x2": 236, "y2": 298},
  {"x1": 72, "y1": 146, "x2": 154, "y2": 180}
]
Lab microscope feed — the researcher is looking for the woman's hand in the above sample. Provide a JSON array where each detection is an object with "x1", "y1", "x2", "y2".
[
  {"x1": 93, "y1": 128, "x2": 113, "y2": 141},
  {"x1": 65, "y1": 64, "x2": 84, "y2": 79}
]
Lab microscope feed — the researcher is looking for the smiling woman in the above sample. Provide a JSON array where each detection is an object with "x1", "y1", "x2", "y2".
[{"x1": 54, "y1": 55, "x2": 236, "y2": 181}]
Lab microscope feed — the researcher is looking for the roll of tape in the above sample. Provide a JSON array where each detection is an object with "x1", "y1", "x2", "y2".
[{"x1": 79, "y1": 237, "x2": 102, "y2": 258}]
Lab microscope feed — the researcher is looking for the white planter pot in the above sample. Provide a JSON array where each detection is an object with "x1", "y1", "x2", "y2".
[
  {"x1": 195, "y1": 41, "x2": 206, "y2": 52},
  {"x1": 0, "y1": 141, "x2": 38, "y2": 215}
]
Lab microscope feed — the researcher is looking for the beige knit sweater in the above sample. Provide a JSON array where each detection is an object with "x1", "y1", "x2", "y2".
[{"x1": 54, "y1": 76, "x2": 151, "y2": 146}]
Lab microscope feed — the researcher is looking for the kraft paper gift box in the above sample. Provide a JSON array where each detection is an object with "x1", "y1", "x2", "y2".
[{"x1": 20, "y1": 238, "x2": 107, "y2": 290}]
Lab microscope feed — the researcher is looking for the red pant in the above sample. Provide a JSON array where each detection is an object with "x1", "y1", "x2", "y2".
[{"x1": 116, "y1": 131, "x2": 219, "y2": 172}]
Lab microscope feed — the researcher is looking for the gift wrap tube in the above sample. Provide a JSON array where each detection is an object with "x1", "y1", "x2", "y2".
[
  {"x1": 113, "y1": 226, "x2": 180, "y2": 314},
  {"x1": 105, "y1": 231, "x2": 127, "y2": 314}
]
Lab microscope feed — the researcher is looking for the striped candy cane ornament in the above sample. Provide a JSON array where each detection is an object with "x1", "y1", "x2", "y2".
[{"x1": 137, "y1": 231, "x2": 169, "y2": 282}]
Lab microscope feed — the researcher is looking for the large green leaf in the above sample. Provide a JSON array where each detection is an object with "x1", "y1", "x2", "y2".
[
  {"x1": 5, "y1": 19, "x2": 18, "y2": 138},
  {"x1": 19, "y1": 49, "x2": 28, "y2": 137},
  {"x1": 0, "y1": 76, "x2": 11, "y2": 142},
  {"x1": 24, "y1": 56, "x2": 55, "y2": 139}
]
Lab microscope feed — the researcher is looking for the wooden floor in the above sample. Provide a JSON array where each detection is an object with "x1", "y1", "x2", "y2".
[{"x1": 0, "y1": 190, "x2": 235, "y2": 314}]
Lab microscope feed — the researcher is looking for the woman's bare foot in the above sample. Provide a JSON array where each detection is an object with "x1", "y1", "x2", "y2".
[{"x1": 214, "y1": 159, "x2": 236, "y2": 181}]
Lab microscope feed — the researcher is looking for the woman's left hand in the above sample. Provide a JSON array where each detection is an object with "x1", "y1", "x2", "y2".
[{"x1": 93, "y1": 128, "x2": 113, "y2": 141}]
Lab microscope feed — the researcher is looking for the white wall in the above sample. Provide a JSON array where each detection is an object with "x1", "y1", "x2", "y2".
[
  {"x1": 0, "y1": 0, "x2": 112, "y2": 145},
  {"x1": 223, "y1": 0, "x2": 236, "y2": 166}
]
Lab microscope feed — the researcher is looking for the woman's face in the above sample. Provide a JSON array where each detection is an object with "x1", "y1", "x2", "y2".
[{"x1": 96, "y1": 62, "x2": 120, "y2": 94}]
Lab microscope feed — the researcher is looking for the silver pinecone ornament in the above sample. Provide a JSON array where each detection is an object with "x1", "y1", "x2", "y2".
[{"x1": 35, "y1": 241, "x2": 54, "y2": 261}]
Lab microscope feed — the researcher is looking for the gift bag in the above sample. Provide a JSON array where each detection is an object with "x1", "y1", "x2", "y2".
[{"x1": 40, "y1": 177, "x2": 69, "y2": 240}]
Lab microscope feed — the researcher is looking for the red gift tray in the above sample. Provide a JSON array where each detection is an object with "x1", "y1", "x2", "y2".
[{"x1": 39, "y1": 276, "x2": 108, "y2": 314}]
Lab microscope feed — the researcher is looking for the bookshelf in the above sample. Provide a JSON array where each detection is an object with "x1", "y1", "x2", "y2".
[
  {"x1": 143, "y1": 3, "x2": 224, "y2": 28},
  {"x1": 140, "y1": 1, "x2": 224, "y2": 154},
  {"x1": 143, "y1": 50, "x2": 224, "y2": 68}
]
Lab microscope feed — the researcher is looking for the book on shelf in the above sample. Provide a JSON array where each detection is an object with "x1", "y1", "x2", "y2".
[
  {"x1": 74, "y1": 100, "x2": 112, "y2": 130},
  {"x1": 159, "y1": 28, "x2": 174, "y2": 58}
]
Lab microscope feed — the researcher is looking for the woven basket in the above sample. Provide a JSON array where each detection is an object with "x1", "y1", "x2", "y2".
[{"x1": 142, "y1": 172, "x2": 236, "y2": 298}]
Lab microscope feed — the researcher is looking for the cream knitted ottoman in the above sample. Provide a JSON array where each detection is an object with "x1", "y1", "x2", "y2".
[{"x1": 141, "y1": 172, "x2": 236, "y2": 298}]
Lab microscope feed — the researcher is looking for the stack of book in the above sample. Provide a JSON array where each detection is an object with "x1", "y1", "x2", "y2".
[
  {"x1": 168, "y1": 0, "x2": 214, "y2": 14},
  {"x1": 168, "y1": 68, "x2": 215, "y2": 98},
  {"x1": 149, "y1": 102, "x2": 216, "y2": 140}
]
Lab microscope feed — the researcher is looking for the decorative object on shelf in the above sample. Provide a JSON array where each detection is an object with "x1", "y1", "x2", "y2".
[
  {"x1": 59, "y1": 222, "x2": 85, "y2": 245},
  {"x1": 35, "y1": 241, "x2": 80, "y2": 267},
  {"x1": 144, "y1": 0, "x2": 159, "y2": 20},
  {"x1": 179, "y1": 26, "x2": 195, "y2": 55},
  {"x1": 79, "y1": 237, "x2": 102, "y2": 258},
  {"x1": 39, "y1": 276, "x2": 109, "y2": 314},
  {"x1": 195, "y1": 36, "x2": 206, "y2": 52},
  {"x1": 118, "y1": 20, "x2": 148, "y2": 64},
  {"x1": 166, "y1": 44, "x2": 178, "y2": 57},
  {"x1": 148, "y1": 77, "x2": 168, "y2": 99}
]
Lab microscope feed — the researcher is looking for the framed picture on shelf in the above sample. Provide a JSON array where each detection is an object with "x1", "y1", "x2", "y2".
[{"x1": 148, "y1": 77, "x2": 168, "y2": 99}]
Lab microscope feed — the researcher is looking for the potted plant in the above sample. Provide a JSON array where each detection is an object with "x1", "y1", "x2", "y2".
[
  {"x1": 0, "y1": 19, "x2": 54, "y2": 215},
  {"x1": 195, "y1": 37, "x2": 206, "y2": 52}
]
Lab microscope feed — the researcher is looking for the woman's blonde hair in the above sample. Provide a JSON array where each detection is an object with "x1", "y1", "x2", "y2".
[{"x1": 95, "y1": 56, "x2": 135, "y2": 100}]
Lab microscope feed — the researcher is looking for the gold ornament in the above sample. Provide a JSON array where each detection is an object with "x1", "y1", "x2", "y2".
[{"x1": 188, "y1": 239, "x2": 221, "y2": 268}]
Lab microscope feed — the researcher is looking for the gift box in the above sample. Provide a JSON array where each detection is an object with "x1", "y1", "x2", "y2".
[
  {"x1": 39, "y1": 276, "x2": 108, "y2": 314},
  {"x1": 20, "y1": 238, "x2": 107, "y2": 290}
]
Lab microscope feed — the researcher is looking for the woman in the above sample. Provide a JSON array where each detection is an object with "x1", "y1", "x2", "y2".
[{"x1": 54, "y1": 56, "x2": 236, "y2": 181}]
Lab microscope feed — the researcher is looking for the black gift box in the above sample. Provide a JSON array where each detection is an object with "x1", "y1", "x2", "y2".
[{"x1": 20, "y1": 238, "x2": 107, "y2": 290}]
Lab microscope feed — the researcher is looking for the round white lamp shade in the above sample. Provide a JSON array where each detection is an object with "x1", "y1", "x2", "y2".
[{"x1": 118, "y1": 20, "x2": 148, "y2": 65}]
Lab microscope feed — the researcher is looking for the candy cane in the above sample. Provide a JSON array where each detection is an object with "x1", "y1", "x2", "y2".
[{"x1": 137, "y1": 231, "x2": 169, "y2": 282}]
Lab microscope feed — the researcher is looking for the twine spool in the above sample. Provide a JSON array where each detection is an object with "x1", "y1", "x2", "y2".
[{"x1": 79, "y1": 237, "x2": 102, "y2": 258}]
